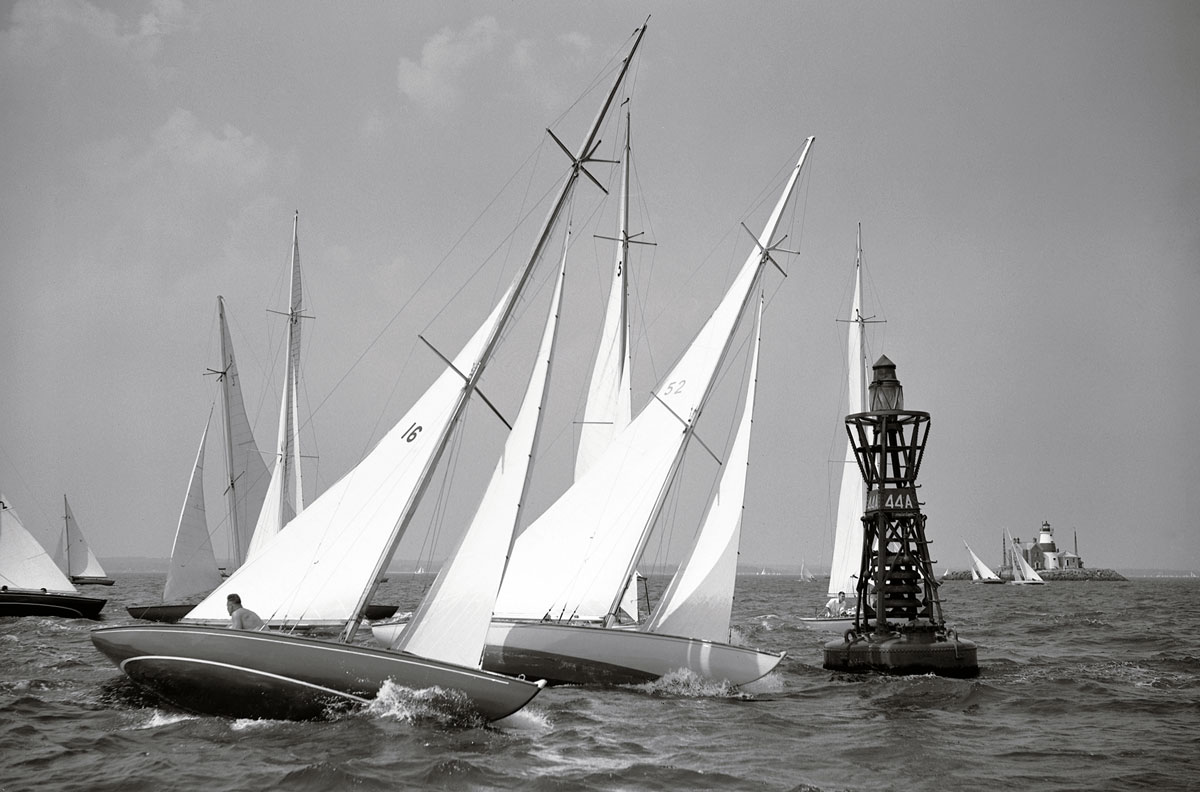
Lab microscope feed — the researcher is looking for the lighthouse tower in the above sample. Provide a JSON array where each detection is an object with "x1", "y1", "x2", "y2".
[{"x1": 823, "y1": 356, "x2": 978, "y2": 677}]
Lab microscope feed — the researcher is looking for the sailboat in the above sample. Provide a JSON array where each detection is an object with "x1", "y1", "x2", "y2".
[
  {"x1": 91, "y1": 22, "x2": 646, "y2": 721},
  {"x1": 477, "y1": 137, "x2": 814, "y2": 687},
  {"x1": 126, "y1": 296, "x2": 271, "y2": 621},
  {"x1": 964, "y1": 540, "x2": 1004, "y2": 584},
  {"x1": 1, "y1": 495, "x2": 106, "y2": 618},
  {"x1": 55, "y1": 496, "x2": 114, "y2": 586},
  {"x1": 799, "y1": 227, "x2": 871, "y2": 632},
  {"x1": 1007, "y1": 529, "x2": 1045, "y2": 585}
]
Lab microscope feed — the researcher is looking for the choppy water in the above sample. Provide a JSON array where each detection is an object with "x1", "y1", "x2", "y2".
[{"x1": 2, "y1": 574, "x2": 1196, "y2": 791}]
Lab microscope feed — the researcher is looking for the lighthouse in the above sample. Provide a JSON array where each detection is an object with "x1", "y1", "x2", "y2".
[{"x1": 823, "y1": 356, "x2": 978, "y2": 677}]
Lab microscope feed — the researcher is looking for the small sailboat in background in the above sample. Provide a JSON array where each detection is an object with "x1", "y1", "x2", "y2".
[
  {"x1": 799, "y1": 226, "x2": 875, "y2": 633},
  {"x1": 55, "y1": 495, "x2": 114, "y2": 586},
  {"x1": 127, "y1": 295, "x2": 270, "y2": 621},
  {"x1": 1007, "y1": 529, "x2": 1045, "y2": 585},
  {"x1": 1, "y1": 494, "x2": 106, "y2": 618},
  {"x1": 964, "y1": 540, "x2": 1004, "y2": 584}
]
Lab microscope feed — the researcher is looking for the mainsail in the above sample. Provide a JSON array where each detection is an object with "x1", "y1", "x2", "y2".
[
  {"x1": 1, "y1": 495, "x2": 78, "y2": 594},
  {"x1": 216, "y1": 296, "x2": 270, "y2": 568},
  {"x1": 964, "y1": 540, "x2": 1002, "y2": 584},
  {"x1": 575, "y1": 112, "x2": 635, "y2": 482},
  {"x1": 828, "y1": 228, "x2": 868, "y2": 600},
  {"x1": 57, "y1": 496, "x2": 108, "y2": 582},
  {"x1": 246, "y1": 213, "x2": 306, "y2": 561}
]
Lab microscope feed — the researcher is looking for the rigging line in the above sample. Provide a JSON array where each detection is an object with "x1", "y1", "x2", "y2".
[{"x1": 302, "y1": 139, "x2": 547, "y2": 430}]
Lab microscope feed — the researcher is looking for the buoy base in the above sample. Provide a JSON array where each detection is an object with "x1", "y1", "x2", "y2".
[{"x1": 823, "y1": 623, "x2": 978, "y2": 678}]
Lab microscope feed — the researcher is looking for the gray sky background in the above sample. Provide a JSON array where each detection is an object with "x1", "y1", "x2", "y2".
[{"x1": 2, "y1": 2, "x2": 1197, "y2": 574}]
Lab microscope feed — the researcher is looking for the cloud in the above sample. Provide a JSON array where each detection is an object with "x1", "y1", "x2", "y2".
[
  {"x1": 397, "y1": 16, "x2": 501, "y2": 113},
  {"x1": 2, "y1": 0, "x2": 192, "y2": 67}
]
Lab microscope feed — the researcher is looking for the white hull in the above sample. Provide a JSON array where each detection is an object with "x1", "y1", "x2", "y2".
[
  {"x1": 796, "y1": 615, "x2": 856, "y2": 634},
  {"x1": 373, "y1": 619, "x2": 783, "y2": 687}
]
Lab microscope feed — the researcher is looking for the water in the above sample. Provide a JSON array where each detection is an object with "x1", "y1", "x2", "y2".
[{"x1": 2, "y1": 574, "x2": 1197, "y2": 791}]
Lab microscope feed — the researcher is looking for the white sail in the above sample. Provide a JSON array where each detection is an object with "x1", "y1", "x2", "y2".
[
  {"x1": 964, "y1": 540, "x2": 1001, "y2": 583},
  {"x1": 575, "y1": 114, "x2": 633, "y2": 481},
  {"x1": 246, "y1": 213, "x2": 306, "y2": 562},
  {"x1": 184, "y1": 288, "x2": 516, "y2": 628},
  {"x1": 644, "y1": 296, "x2": 763, "y2": 642},
  {"x1": 494, "y1": 138, "x2": 815, "y2": 624},
  {"x1": 163, "y1": 415, "x2": 222, "y2": 602},
  {"x1": 1008, "y1": 530, "x2": 1045, "y2": 584},
  {"x1": 0, "y1": 495, "x2": 78, "y2": 593},
  {"x1": 395, "y1": 234, "x2": 570, "y2": 666},
  {"x1": 216, "y1": 296, "x2": 270, "y2": 568},
  {"x1": 58, "y1": 496, "x2": 107, "y2": 580},
  {"x1": 828, "y1": 228, "x2": 867, "y2": 600}
]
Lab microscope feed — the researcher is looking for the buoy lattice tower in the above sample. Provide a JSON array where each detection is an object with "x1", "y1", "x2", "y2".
[{"x1": 823, "y1": 355, "x2": 978, "y2": 677}]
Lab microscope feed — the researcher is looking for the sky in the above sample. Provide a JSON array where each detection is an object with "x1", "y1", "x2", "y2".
[{"x1": 1, "y1": 1, "x2": 1197, "y2": 576}]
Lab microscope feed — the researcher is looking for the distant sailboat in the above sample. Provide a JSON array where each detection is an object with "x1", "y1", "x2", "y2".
[
  {"x1": 126, "y1": 296, "x2": 271, "y2": 621},
  {"x1": 1, "y1": 495, "x2": 106, "y2": 618},
  {"x1": 93, "y1": 22, "x2": 646, "y2": 721},
  {"x1": 1007, "y1": 529, "x2": 1045, "y2": 585},
  {"x1": 799, "y1": 226, "x2": 873, "y2": 632},
  {"x1": 964, "y1": 540, "x2": 1004, "y2": 584},
  {"x1": 246, "y1": 212, "x2": 307, "y2": 562},
  {"x1": 55, "y1": 496, "x2": 114, "y2": 586}
]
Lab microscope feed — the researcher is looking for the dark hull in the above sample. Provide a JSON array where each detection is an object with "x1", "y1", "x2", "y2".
[
  {"x1": 363, "y1": 604, "x2": 398, "y2": 620},
  {"x1": 71, "y1": 576, "x2": 115, "y2": 586},
  {"x1": 91, "y1": 624, "x2": 544, "y2": 721},
  {"x1": 0, "y1": 590, "x2": 107, "y2": 619},
  {"x1": 126, "y1": 604, "x2": 195, "y2": 623}
]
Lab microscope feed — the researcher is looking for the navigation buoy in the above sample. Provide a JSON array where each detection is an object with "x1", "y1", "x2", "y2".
[{"x1": 822, "y1": 356, "x2": 978, "y2": 677}]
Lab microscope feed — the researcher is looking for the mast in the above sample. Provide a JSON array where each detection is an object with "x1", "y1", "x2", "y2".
[
  {"x1": 339, "y1": 21, "x2": 649, "y2": 642},
  {"x1": 62, "y1": 495, "x2": 72, "y2": 576},
  {"x1": 216, "y1": 296, "x2": 242, "y2": 567}
]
